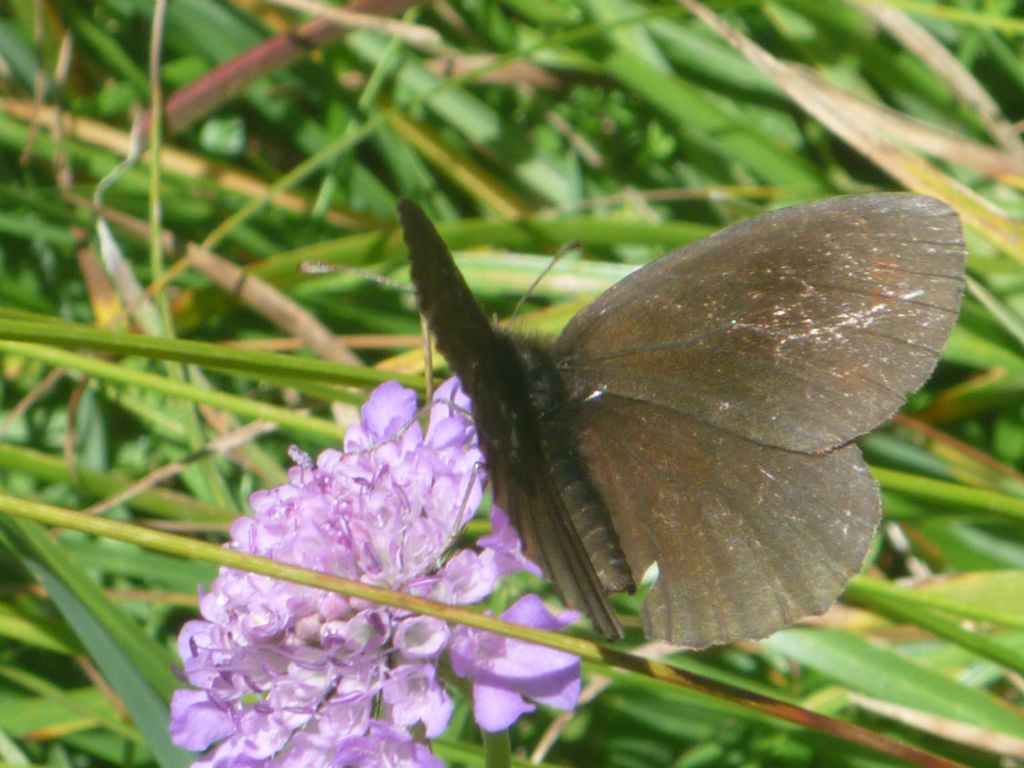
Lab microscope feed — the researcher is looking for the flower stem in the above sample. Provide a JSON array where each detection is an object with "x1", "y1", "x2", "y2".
[{"x1": 482, "y1": 729, "x2": 511, "y2": 768}]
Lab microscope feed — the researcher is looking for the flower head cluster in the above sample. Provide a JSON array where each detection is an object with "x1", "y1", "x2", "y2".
[{"x1": 170, "y1": 379, "x2": 580, "y2": 767}]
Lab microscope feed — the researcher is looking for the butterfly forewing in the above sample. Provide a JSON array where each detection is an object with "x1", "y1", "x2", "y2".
[
  {"x1": 398, "y1": 200, "x2": 626, "y2": 638},
  {"x1": 554, "y1": 195, "x2": 965, "y2": 453}
]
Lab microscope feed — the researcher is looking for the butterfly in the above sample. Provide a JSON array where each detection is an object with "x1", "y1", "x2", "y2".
[{"x1": 399, "y1": 194, "x2": 965, "y2": 648}]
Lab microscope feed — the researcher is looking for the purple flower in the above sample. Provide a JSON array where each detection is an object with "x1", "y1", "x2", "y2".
[
  {"x1": 450, "y1": 595, "x2": 581, "y2": 732},
  {"x1": 171, "y1": 379, "x2": 581, "y2": 766}
]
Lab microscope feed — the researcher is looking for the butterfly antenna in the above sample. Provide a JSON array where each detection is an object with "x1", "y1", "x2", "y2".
[
  {"x1": 300, "y1": 260, "x2": 409, "y2": 292},
  {"x1": 302, "y1": 257, "x2": 435, "y2": 399},
  {"x1": 512, "y1": 240, "x2": 581, "y2": 318}
]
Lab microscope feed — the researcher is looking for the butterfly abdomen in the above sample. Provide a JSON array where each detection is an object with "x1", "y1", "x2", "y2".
[
  {"x1": 457, "y1": 330, "x2": 630, "y2": 637},
  {"x1": 513, "y1": 337, "x2": 636, "y2": 595}
]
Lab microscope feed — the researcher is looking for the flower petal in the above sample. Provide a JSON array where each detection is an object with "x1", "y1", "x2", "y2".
[
  {"x1": 394, "y1": 616, "x2": 449, "y2": 658},
  {"x1": 383, "y1": 664, "x2": 454, "y2": 738},
  {"x1": 473, "y1": 682, "x2": 535, "y2": 733},
  {"x1": 449, "y1": 595, "x2": 581, "y2": 731},
  {"x1": 345, "y1": 381, "x2": 419, "y2": 449},
  {"x1": 169, "y1": 690, "x2": 235, "y2": 751}
]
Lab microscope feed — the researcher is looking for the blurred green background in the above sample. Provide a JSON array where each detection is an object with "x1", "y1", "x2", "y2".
[{"x1": 1, "y1": 0, "x2": 1024, "y2": 766}]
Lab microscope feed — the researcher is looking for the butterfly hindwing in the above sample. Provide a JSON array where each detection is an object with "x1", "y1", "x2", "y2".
[{"x1": 573, "y1": 393, "x2": 880, "y2": 647}]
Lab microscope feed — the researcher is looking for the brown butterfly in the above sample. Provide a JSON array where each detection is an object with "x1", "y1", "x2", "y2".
[{"x1": 399, "y1": 195, "x2": 965, "y2": 648}]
